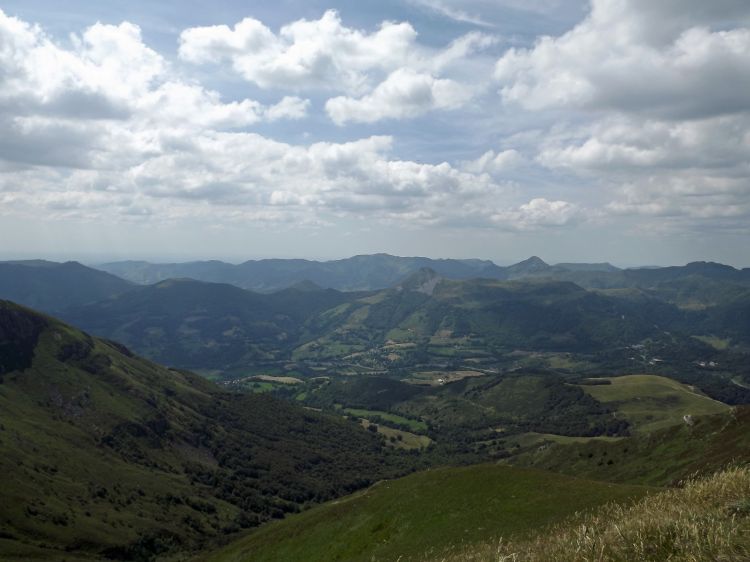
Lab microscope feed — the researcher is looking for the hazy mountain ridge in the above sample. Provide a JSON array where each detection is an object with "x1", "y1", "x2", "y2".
[
  {"x1": 93, "y1": 254, "x2": 750, "y2": 295},
  {"x1": 0, "y1": 260, "x2": 133, "y2": 313},
  {"x1": 96, "y1": 254, "x2": 505, "y2": 292}
]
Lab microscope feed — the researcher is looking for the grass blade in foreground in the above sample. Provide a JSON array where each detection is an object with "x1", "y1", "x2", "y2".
[{"x1": 429, "y1": 465, "x2": 750, "y2": 562}]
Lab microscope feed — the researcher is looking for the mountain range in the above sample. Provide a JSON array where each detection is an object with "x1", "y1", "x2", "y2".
[
  {"x1": 0, "y1": 254, "x2": 749, "y2": 561},
  {"x1": 95, "y1": 254, "x2": 631, "y2": 292},
  {"x1": 95, "y1": 254, "x2": 750, "y2": 294}
]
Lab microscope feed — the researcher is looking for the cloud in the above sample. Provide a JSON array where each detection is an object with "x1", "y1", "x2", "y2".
[
  {"x1": 516, "y1": 198, "x2": 582, "y2": 227},
  {"x1": 326, "y1": 68, "x2": 472, "y2": 125},
  {"x1": 179, "y1": 10, "x2": 495, "y2": 123},
  {"x1": 407, "y1": 0, "x2": 588, "y2": 27},
  {"x1": 0, "y1": 9, "x2": 307, "y2": 135},
  {"x1": 406, "y1": 0, "x2": 497, "y2": 28},
  {"x1": 0, "y1": 8, "x2": 312, "y2": 172},
  {"x1": 179, "y1": 10, "x2": 421, "y2": 94},
  {"x1": 490, "y1": 198, "x2": 583, "y2": 230},
  {"x1": 606, "y1": 175, "x2": 750, "y2": 234},
  {"x1": 264, "y1": 96, "x2": 310, "y2": 121},
  {"x1": 490, "y1": 0, "x2": 750, "y2": 232},
  {"x1": 0, "y1": 9, "x2": 580, "y2": 235},
  {"x1": 462, "y1": 149, "x2": 524, "y2": 174},
  {"x1": 495, "y1": 0, "x2": 750, "y2": 119}
]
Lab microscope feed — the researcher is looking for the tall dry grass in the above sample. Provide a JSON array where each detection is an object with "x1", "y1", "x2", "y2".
[{"x1": 424, "y1": 466, "x2": 750, "y2": 562}]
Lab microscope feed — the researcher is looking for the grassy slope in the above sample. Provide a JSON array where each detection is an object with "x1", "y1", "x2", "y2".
[
  {"x1": 509, "y1": 407, "x2": 750, "y2": 486},
  {"x1": 204, "y1": 465, "x2": 650, "y2": 562},
  {"x1": 0, "y1": 301, "x2": 409, "y2": 561},
  {"x1": 0, "y1": 317, "x2": 237, "y2": 560},
  {"x1": 580, "y1": 374, "x2": 730, "y2": 432},
  {"x1": 431, "y1": 466, "x2": 750, "y2": 562}
]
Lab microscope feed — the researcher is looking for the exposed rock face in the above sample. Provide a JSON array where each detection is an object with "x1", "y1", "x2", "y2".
[{"x1": 0, "y1": 301, "x2": 47, "y2": 376}]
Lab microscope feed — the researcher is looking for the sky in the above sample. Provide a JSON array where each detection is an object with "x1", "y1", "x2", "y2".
[{"x1": 0, "y1": 0, "x2": 749, "y2": 267}]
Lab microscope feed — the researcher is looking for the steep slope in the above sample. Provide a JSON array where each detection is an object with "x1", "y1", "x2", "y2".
[
  {"x1": 0, "y1": 260, "x2": 133, "y2": 313},
  {"x1": 503, "y1": 255, "x2": 551, "y2": 278},
  {"x1": 203, "y1": 465, "x2": 650, "y2": 562},
  {"x1": 0, "y1": 301, "x2": 411, "y2": 561}
]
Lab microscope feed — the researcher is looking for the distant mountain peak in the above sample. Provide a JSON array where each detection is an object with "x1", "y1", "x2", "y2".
[
  {"x1": 506, "y1": 256, "x2": 550, "y2": 275},
  {"x1": 522, "y1": 256, "x2": 548, "y2": 266},
  {"x1": 398, "y1": 267, "x2": 442, "y2": 295}
]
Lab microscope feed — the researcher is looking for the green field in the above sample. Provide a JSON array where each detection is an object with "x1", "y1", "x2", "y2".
[
  {"x1": 203, "y1": 465, "x2": 650, "y2": 562},
  {"x1": 513, "y1": 432, "x2": 624, "y2": 448},
  {"x1": 580, "y1": 374, "x2": 730, "y2": 432},
  {"x1": 404, "y1": 370, "x2": 487, "y2": 386},
  {"x1": 692, "y1": 335, "x2": 731, "y2": 350},
  {"x1": 343, "y1": 408, "x2": 428, "y2": 432},
  {"x1": 359, "y1": 420, "x2": 432, "y2": 450}
]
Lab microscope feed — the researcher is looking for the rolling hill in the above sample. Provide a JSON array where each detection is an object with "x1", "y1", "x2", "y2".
[
  {"x1": 0, "y1": 300, "x2": 414, "y2": 561},
  {"x1": 57, "y1": 273, "x2": 689, "y2": 374},
  {"x1": 60, "y1": 278, "x2": 360, "y2": 371},
  {"x1": 54, "y1": 269, "x2": 750, "y2": 412},
  {"x1": 294, "y1": 274, "x2": 689, "y2": 357},
  {"x1": 509, "y1": 406, "x2": 750, "y2": 486},
  {"x1": 202, "y1": 464, "x2": 650, "y2": 562},
  {"x1": 579, "y1": 375, "x2": 730, "y2": 433}
]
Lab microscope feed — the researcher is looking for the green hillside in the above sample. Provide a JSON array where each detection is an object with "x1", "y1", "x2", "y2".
[
  {"x1": 579, "y1": 375, "x2": 730, "y2": 432},
  {"x1": 60, "y1": 278, "x2": 359, "y2": 370},
  {"x1": 430, "y1": 465, "x2": 750, "y2": 562},
  {"x1": 52, "y1": 269, "x2": 750, "y2": 409},
  {"x1": 204, "y1": 465, "x2": 650, "y2": 562},
  {"x1": 0, "y1": 301, "x2": 413, "y2": 561},
  {"x1": 509, "y1": 407, "x2": 750, "y2": 486}
]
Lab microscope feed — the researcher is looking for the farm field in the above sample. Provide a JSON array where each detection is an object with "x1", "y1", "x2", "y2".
[
  {"x1": 343, "y1": 408, "x2": 428, "y2": 432},
  {"x1": 359, "y1": 419, "x2": 432, "y2": 450},
  {"x1": 579, "y1": 375, "x2": 730, "y2": 432}
]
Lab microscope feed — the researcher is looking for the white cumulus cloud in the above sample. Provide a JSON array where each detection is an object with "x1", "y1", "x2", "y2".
[
  {"x1": 462, "y1": 149, "x2": 524, "y2": 175},
  {"x1": 494, "y1": 0, "x2": 750, "y2": 118},
  {"x1": 0, "y1": 9, "x2": 577, "y2": 235},
  {"x1": 326, "y1": 68, "x2": 472, "y2": 125},
  {"x1": 179, "y1": 10, "x2": 496, "y2": 123},
  {"x1": 491, "y1": 0, "x2": 750, "y2": 232}
]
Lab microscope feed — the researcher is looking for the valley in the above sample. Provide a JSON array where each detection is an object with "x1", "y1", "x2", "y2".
[{"x1": 0, "y1": 255, "x2": 749, "y2": 561}]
